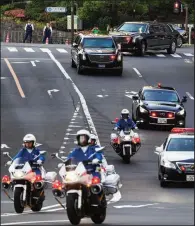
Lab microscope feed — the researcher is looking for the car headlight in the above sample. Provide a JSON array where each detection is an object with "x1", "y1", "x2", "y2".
[
  {"x1": 140, "y1": 106, "x2": 148, "y2": 113},
  {"x1": 177, "y1": 109, "x2": 185, "y2": 115},
  {"x1": 162, "y1": 160, "x2": 176, "y2": 169}
]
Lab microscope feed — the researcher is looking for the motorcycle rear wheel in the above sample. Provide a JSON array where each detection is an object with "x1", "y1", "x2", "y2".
[
  {"x1": 66, "y1": 193, "x2": 81, "y2": 225},
  {"x1": 14, "y1": 187, "x2": 24, "y2": 213}
]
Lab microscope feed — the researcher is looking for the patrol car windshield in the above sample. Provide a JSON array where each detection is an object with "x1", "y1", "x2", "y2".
[
  {"x1": 142, "y1": 90, "x2": 179, "y2": 102},
  {"x1": 83, "y1": 38, "x2": 115, "y2": 48},
  {"x1": 118, "y1": 23, "x2": 147, "y2": 33},
  {"x1": 166, "y1": 138, "x2": 194, "y2": 152}
]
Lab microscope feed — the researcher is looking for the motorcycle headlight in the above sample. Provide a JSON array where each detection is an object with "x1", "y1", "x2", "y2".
[
  {"x1": 65, "y1": 172, "x2": 79, "y2": 182},
  {"x1": 140, "y1": 106, "x2": 148, "y2": 113},
  {"x1": 162, "y1": 160, "x2": 176, "y2": 169},
  {"x1": 14, "y1": 171, "x2": 25, "y2": 178},
  {"x1": 177, "y1": 109, "x2": 185, "y2": 115}
]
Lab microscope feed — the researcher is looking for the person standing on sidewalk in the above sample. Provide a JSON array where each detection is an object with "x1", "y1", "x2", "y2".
[
  {"x1": 43, "y1": 23, "x2": 52, "y2": 44},
  {"x1": 23, "y1": 20, "x2": 34, "y2": 43}
]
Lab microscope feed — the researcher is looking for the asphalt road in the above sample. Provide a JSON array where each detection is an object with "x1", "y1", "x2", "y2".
[{"x1": 1, "y1": 43, "x2": 194, "y2": 225}]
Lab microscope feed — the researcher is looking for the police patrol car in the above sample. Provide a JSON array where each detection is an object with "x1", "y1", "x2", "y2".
[{"x1": 155, "y1": 128, "x2": 194, "y2": 187}]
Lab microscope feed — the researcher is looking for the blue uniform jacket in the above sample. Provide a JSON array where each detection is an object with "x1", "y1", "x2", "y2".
[
  {"x1": 116, "y1": 118, "x2": 136, "y2": 130},
  {"x1": 13, "y1": 147, "x2": 45, "y2": 163},
  {"x1": 67, "y1": 146, "x2": 102, "y2": 176}
]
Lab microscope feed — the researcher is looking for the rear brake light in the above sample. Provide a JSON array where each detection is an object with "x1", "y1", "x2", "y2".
[
  {"x1": 113, "y1": 137, "x2": 119, "y2": 143},
  {"x1": 92, "y1": 176, "x2": 100, "y2": 184},
  {"x1": 115, "y1": 117, "x2": 119, "y2": 122},
  {"x1": 2, "y1": 175, "x2": 10, "y2": 183},
  {"x1": 35, "y1": 175, "x2": 42, "y2": 181},
  {"x1": 110, "y1": 55, "x2": 116, "y2": 60},
  {"x1": 52, "y1": 180, "x2": 62, "y2": 190},
  {"x1": 171, "y1": 128, "x2": 194, "y2": 133},
  {"x1": 132, "y1": 137, "x2": 141, "y2": 144},
  {"x1": 180, "y1": 166, "x2": 186, "y2": 171},
  {"x1": 125, "y1": 37, "x2": 132, "y2": 43},
  {"x1": 168, "y1": 113, "x2": 174, "y2": 118},
  {"x1": 151, "y1": 112, "x2": 157, "y2": 117}
]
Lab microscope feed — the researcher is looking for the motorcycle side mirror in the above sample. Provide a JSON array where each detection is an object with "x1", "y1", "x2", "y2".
[
  {"x1": 3, "y1": 152, "x2": 9, "y2": 156},
  {"x1": 111, "y1": 117, "x2": 119, "y2": 124},
  {"x1": 51, "y1": 153, "x2": 56, "y2": 159},
  {"x1": 132, "y1": 95, "x2": 139, "y2": 100},
  {"x1": 181, "y1": 96, "x2": 187, "y2": 103},
  {"x1": 40, "y1": 151, "x2": 47, "y2": 155}
]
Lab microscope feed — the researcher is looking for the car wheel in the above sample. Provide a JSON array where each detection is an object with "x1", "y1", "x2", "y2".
[
  {"x1": 71, "y1": 59, "x2": 76, "y2": 68},
  {"x1": 177, "y1": 36, "x2": 183, "y2": 48},
  {"x1": 136, "y1": 41, "x2": 146, "y2": 56},
  {"x1": 160, "y1": 179, "x2": 169, "y2": 188},
  {"x1": 167, "y1": 40, "x2": 176, "y2": 54}
]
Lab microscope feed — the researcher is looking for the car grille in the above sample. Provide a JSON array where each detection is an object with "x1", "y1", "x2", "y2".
[
  {"x1": 150, "y1": 111, "x2": 175, "y2": 118},
  {"x1": 113, "y1": 36, "x2": 129, "y2": 44},
  {"x1": 177, "y1": 163, "x2": 194, "y2": 173},
  {"x1": 88, "y1": 55, "x2": 113, "y2": 63}
]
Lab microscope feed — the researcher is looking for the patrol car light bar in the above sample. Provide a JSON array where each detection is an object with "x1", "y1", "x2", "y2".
[{"x1": 171, "y1": 128, "x2": 194, "y2": 134}]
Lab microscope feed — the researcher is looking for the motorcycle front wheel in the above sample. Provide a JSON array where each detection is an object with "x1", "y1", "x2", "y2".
[
  {"x1": 66, "y1": 193, "x2": 81, "y2": 225},
  {"x1": 14, "y1": 187, "x2": 24, "y2": 213}
]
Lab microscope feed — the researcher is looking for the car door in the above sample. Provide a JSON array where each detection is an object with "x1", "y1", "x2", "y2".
[
  {"x1": 147, "y1": 25, "x2": 160, "y2": 48},
  {"x1": 158, "y1": 25, "x2": 167, "y2": 47},
  {"x1": 163, "y1": 24, "x2": 174, "y2": 47}
]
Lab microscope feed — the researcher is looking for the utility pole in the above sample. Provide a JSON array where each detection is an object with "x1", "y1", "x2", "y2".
[
  {"x1": 184, "y1": 4, "x2": 188, "y2": 31},
  {"x1": 71, "y1": 0, "x2": 74, "y2": 45}
]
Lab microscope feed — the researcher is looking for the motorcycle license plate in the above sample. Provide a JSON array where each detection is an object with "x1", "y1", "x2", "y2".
[
  {"x1": 157, "y1": 118, "x2": 167, "y2": 124},
  {"x1": 98, "y1": 64, "x2": 105, "y2": 68},
  {"x1": 186, "y1": 175, "x2": 194, "y2": 181}
]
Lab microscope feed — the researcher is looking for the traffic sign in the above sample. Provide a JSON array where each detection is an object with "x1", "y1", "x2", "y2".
[{"x1": 45, "y1": 7, "x2": 67, "y2": 13}]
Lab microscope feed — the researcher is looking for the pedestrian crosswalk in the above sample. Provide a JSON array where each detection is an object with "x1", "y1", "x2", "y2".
[
  {"x1": 4, "y1": 47, "x2": 69, "y2": 54},
  {"x1": 3, "y1": 47, "x2": 194, "y2": 59}
]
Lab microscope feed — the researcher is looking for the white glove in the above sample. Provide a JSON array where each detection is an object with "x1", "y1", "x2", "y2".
[
  {"x1": 134, "y1": 127, "x2": 138, "y2": 130},
  {"x1": 37, "y1": 159, "x2": 42, "y2": 165},
  {"x1": 114, "y1": 127, "x2": 118, "y2": 131},
  {"x1": 6, "y1": 161, "x2": 12, "y2": 166},
  {"x1": 92, "y1": 158, "x2": 99, "y2": 165}
]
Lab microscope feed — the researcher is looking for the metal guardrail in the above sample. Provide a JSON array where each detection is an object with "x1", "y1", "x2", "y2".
[{"x1": 2, "y1": 30, "x2": 72, "y2": 44}]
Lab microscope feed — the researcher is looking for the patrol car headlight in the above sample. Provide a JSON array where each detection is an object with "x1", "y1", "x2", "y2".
[
  {"x1": 162, "y1": 160, "x2": 176, "y2": 169},
  {"x1": 177, "y1": 109, "x2": 185, "y2": 115},
  {"x1": 140, "y1": 106, "x2": 148, "y2": 113}
]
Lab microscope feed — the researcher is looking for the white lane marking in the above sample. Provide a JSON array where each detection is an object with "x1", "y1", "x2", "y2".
[
  {"x1": 68, "y1": 125, "x2": 81, "y2": 128},
  {"x1": 43, "y1": 207, "x2": 65, "y2": 212},
  {"x1": 40, "y1": 48, "x2": 51, "y2": 52},
  {"x1": 184, "y1": 59, "x2": 192, "y2": 63},
  {"x1": 1, "y1": 77, "x2": 7, "y2": 79},
  {"x1": 65, "y1": 133, "x2": 77, "y2": 136},
  {"x1": 1, "y1": 201, "x2": 13, "y2": 203},
  {"x1": 171, "y1": 53, "x2": 182, "y2": 58},
  {"x1": 70, "y1": 121, "x2": 79, "y2": 124},
  {"x1": 64, "y1": 137, "x2": 70, "y2": 140},
  {"x1": 30, "y1": 61, "x2": 36, "y2": 67},
  {"x1": 156, "y1": 54, "x2": 166, "y2": 57},
  {"x1": 133, "y1": 68, "x2": 142, "y2": 77},
  {"x1": 56, "y1": 48, "x2": 68, "y2": 53},
  {"x1": 7, "y1": 47, "x2": 18, "y2": 52},
  {"x1": 107, "y1": 190, "x2": 122, "y2": 204},
  {"x1": 47, "y1": 89, "x2": 60, "y2": 98},
  {"x1": 24, "y1": 48, "x2": 35, "y2": 52},
  {"x1": 1, "y1": 220, "x2": 69, "y2": 225},
  {"x1": 125, "y1": 94, "x2": 134, "y2": 99},
  {"x1": 1, "y1": 144, "x2": 10, "y2": 149},
  {"x1": 113, "y1": 203, "x2": 159, "y2": 208},
  {"x1": 60, "y1": 146, "x2": 65, "y2": 149},
  {"x1": 35, "y1": 143, "x2": 42, "y2": 147},
  {"x1": 47, "y1": 52, "x2": 101, "y2": 146},
  {"x1": 186, "y1": 92, "x2": 194, "y2": 100},
  {"x1": 66, "y1": 128, "x2": 73, "y2": 131},
  {"x1": 183, "y1": 53, "x2": 194, "y2": 57}
]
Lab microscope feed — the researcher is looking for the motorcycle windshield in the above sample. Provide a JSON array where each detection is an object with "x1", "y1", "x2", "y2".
[
  {"x1": 123, "y1": 127, "x2": 131, "y2": 135},
  {"x1": 65, "y1": 158, "x2": 78, "y2": 171},
  {"x1": 12, "y1": 157, "x2": 26, "y2": 169}
]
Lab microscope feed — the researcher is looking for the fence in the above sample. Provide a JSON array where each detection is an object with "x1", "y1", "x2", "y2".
[{"x1": 1, "y1": 29, "x2": 72, "y2": 44}]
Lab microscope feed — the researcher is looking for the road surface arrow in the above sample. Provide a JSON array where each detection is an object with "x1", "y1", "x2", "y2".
[
  {"x1": 47, "y1": 89, "x2": 60, "y2": 98},
  {"x1": 1, "y1": 144, "x2": 10, "y2": 149}
]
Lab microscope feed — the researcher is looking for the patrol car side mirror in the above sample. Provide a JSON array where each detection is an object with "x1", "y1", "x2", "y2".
[
  {"x1": 154, "y1": 146, "x2": 162, "y2": 155},
  {"x1": 72, "y1": 43, "x2": 78, "y2": 48},
  {"x1": 181, "y1": 96, "x2": 187, "y2": 103},
  {"x1": 132, "y1": 95, "x2": 139, "y2": 100}
]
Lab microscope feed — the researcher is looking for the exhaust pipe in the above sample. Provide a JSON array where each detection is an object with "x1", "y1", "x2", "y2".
[
  {"x1": 91, "y1": 184, "x2": 102, "y2": 195},
  {"x1": 34, "y1": 181, "x2": 44, "y2": 189}
]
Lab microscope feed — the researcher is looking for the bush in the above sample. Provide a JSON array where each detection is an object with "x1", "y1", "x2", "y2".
[{"x1": 56, "y1": 17, "x2": 67, "y2": 31}]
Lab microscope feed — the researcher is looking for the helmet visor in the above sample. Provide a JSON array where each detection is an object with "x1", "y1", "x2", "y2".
[{"x1": 122, "y1": 113, "x2": 129, "y2": 119}]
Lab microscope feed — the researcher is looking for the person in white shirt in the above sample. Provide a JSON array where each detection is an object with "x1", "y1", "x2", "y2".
[
  {"x1": 43, "y1": 23, "x2": 52, "y2": 44},
  {"x1": 23, "y1": 20, "x2": 34, "y2": 43}
]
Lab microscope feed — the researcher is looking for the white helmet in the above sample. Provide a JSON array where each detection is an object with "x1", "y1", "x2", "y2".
[
  {"x1": 121, "y1": 109, "x2": 129, "y2": 119},
  {"x1": 23, "y1": 134, "x2": 36, "y2": 146},
  {"x1": 76, "y1": 129, "x2": 90, "y2": 147}
]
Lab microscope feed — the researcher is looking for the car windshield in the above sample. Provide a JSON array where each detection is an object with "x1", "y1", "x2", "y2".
[
  {"x1": 166, "y1": 138, "x2": 194, "y2": 151},
  {"x1": 142, "y1": 90, "x2": 179, "y2": 102},
  {"x1": 118, "y1": 23, "x2": 147, "y2": 33},
  {"x1": 83, "y1": 38, "x2": 115, "y2": 48}
]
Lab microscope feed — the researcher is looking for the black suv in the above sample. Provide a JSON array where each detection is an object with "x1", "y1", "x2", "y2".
[
  {"x1": 109, "y1": 21, "x2": 177, "y2": 56},
  {"x1": 71, "y1": 34, "x2": 123, "y2": 75},
  {"x1": 131, "y1": 84, "x2": 187, "y2": 128}
]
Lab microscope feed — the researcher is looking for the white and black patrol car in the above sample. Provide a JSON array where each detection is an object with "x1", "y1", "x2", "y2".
[{"x1": 155, "y1": 128, "x2": 194, "y2": 187}]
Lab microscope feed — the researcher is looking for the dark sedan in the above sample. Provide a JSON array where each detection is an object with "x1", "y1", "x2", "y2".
[{"x1": 131, "y1": 84, "x2": 187, "y2": 128}]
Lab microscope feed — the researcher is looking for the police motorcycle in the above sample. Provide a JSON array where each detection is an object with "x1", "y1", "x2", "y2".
[
  {"x1": 110, "y1": 118, "x2": 141, "y2": 164},
  {"x1": 1, "y1": 151, "x2": 57, "y2": 214},
  {"x1": 50, "y1": 149, "x2": 120, "y2": 225}
]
